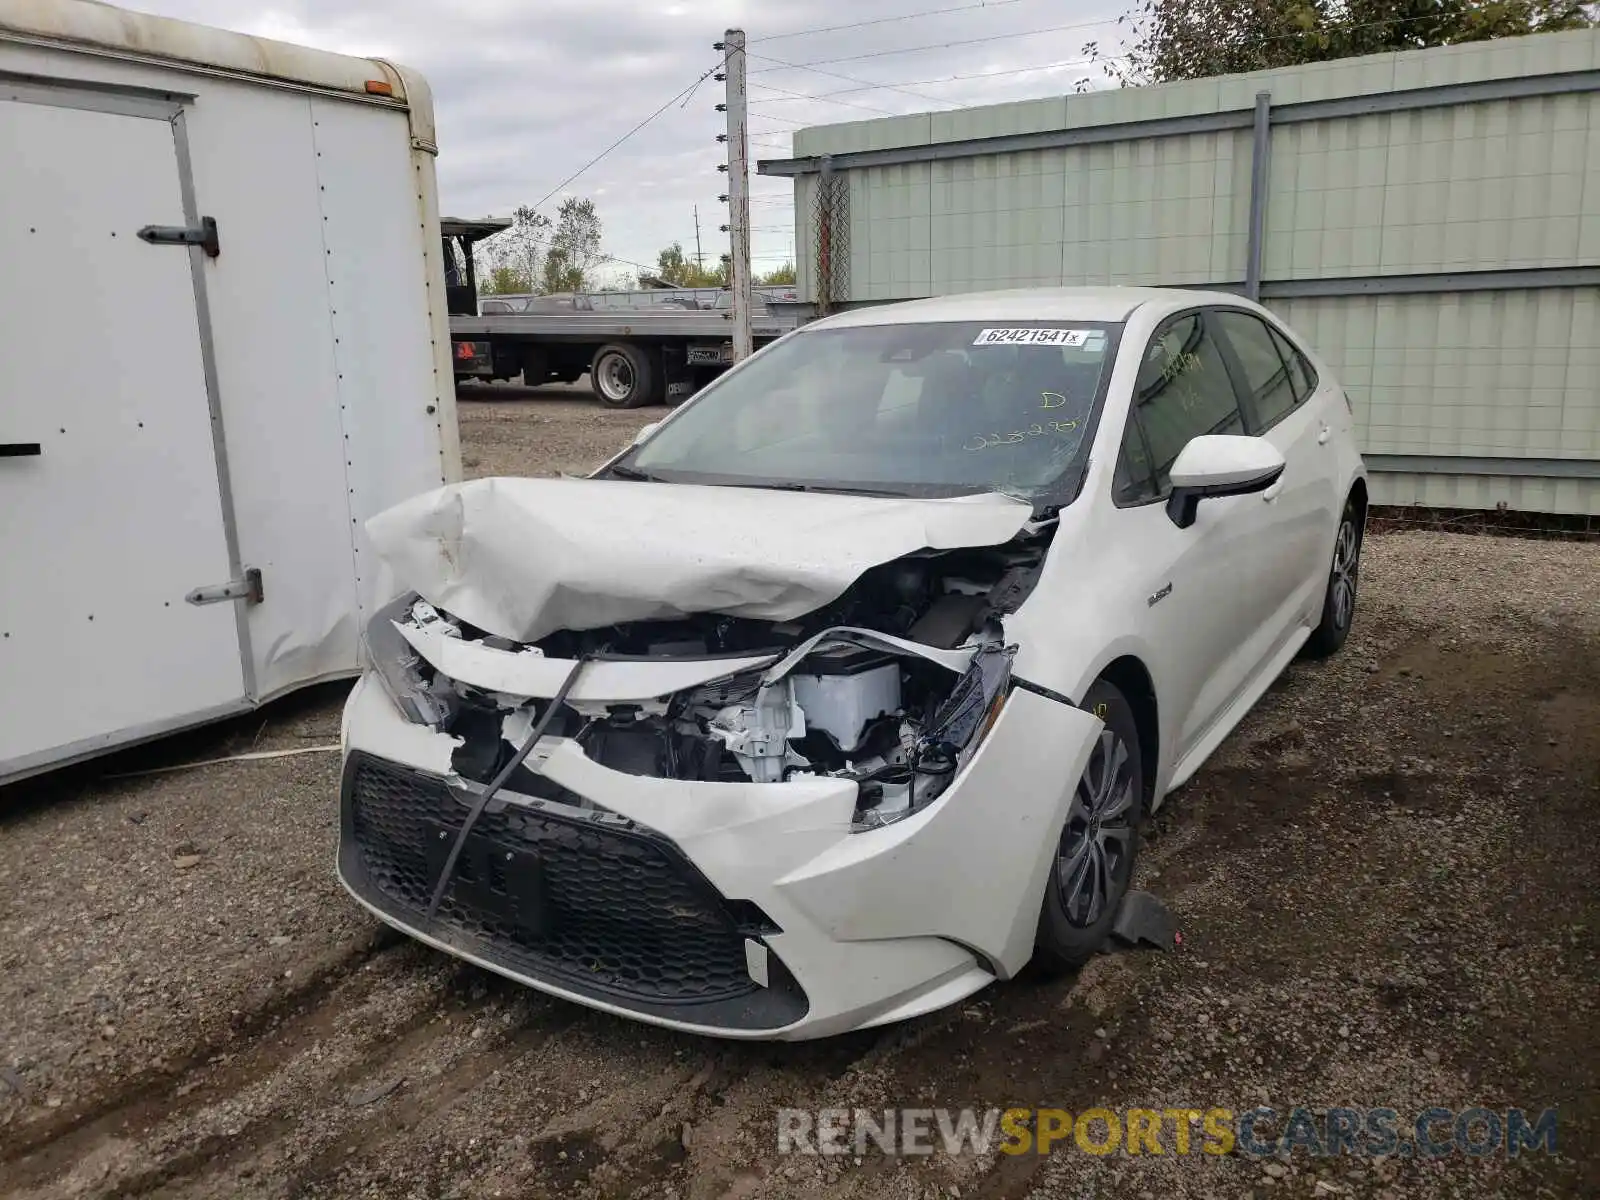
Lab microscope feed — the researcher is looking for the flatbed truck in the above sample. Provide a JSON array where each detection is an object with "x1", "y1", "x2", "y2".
[{"x1": 442, "y1": 219, "x2": 799, "y2": 408}]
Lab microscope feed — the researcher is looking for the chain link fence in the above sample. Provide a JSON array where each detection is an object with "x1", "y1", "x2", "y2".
[{"x1": 810, "y1": 169, "x2": 850, "y2": 316}]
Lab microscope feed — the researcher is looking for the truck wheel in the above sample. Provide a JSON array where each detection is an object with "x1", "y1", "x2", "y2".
[{"x1": 591, "y1": 343, "x2": 657, "y2": 409}]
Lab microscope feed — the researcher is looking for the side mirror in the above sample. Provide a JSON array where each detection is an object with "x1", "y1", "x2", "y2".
[
  {"x1": 632, "y1": 421, "x2": 661, "y2": 445},
  {"x1": 1165, "y1": 435, "x2": 1285, "y2": 529}
]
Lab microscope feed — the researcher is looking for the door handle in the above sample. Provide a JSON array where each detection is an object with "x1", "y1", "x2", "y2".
[
  {"x1": 1317, "y1": 424, "x2": 1331, "y2": 445},
  {"x1": 1262, "y1": 478, "x2": 1285, "y2": 502},
  {"x1": 1, "y1": 443, "x2": 42, "y2": 457}
]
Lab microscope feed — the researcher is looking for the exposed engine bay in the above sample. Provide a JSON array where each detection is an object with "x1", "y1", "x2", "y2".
[{"x1": 369, "y1": 530, "x2": 1050, "y2": 830}]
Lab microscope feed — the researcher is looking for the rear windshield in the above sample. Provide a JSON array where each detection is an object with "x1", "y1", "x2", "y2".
[{"x1": 625, "y1": 320, "x2": 1123, "y2": 502}]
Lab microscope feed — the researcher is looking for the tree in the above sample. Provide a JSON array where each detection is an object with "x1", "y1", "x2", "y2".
[
  {"x1": 1096, "y1": 0, "x2": 1596, "y2": 85},
  {"x1": 541, "y1": 197, "x2": 603, "y2": 293},
  {"x1": 653, "y1": 241, "x2": 726, "y2": 287},
  {"x1": 481, "y1": 265, "x2": 532, "y2": 295},
  {"x1": 757, "y1": 262, "x2": 797, "y2": 286},
  {"x1": 540, "y1": 247, "x2": 584, "y2": 294},
  {"x1": 476, "y1": 205, "x2": 549, "y2": 293}
]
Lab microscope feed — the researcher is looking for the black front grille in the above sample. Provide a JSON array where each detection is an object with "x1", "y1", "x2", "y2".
[{"x1": 339, "y1": 753, "x2": 808, "y2": 1028}]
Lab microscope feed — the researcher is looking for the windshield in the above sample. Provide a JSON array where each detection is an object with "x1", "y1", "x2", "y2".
[{"x1": 622, "y1": 319, "x2": 1122, "y2": 503}]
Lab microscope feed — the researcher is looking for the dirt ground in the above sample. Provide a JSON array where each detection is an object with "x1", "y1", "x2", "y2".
[{"x1": 2, "y1": 384, "x2": 1597, "y2": 1200}]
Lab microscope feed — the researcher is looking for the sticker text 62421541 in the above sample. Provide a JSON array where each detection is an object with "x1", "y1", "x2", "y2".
[{"x1": 972, "y1": 328, "x2": 1091, "y2": 348}]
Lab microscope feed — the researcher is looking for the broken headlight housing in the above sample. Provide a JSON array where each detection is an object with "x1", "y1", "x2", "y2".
[
  {"x1": 849, "y1": 644, "x2": 1014, "y2": 832},
  {"x1": 362, "y1": 593, "x2": 456, "y2": 727}
]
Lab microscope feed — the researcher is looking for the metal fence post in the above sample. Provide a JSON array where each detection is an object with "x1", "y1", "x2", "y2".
[{"x1": 1245, "y1": 90, "x2": 1272, "y2": 302}]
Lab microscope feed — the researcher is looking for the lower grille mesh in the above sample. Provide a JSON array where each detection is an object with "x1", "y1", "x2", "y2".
[{"x1": 345, "y1": 755, "x2": 759, "y2": 1005}]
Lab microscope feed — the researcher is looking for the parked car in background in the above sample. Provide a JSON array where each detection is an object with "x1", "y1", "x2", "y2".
[{"x1": 341, "y1": 287, "x2": 1367, "y2": 1040}]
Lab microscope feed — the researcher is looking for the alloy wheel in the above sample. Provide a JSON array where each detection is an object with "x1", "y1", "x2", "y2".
[
  {"x1": 1056, "y1": 728, "x2": 1137, "y2": 928},
  {"x1": 1330, "y1": 516, "x2": 1359, "y2": 632}
]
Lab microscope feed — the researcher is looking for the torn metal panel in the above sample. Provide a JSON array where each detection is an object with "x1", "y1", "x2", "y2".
[
  {"x1": 364, "y1": 477, "x2": 1034, "y2": 644},
  {"x1": 758, "y1": 624, "x2": 977, "y2": 683},
  {"x1": 395, "y1": 620, "x2": 780, "y2": 702}
]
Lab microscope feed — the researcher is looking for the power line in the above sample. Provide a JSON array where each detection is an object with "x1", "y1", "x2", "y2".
[
  {"x1": 749, "y1": 0, "x2": 1031, "y2": 45},
  {"x1": 479, "y1": 228, "x2": 675, "y2": 283},
  {"x1": 755, "y1": 54, "x2": 1120, "y2": 102},
  {"x1": 750, "y1": 79, "x2": 901, "y2": 117},
  {"x1": 531, "y1": 63, "x2": 720, "y2": 210},
  {"x1": 748, "y1": 16, "x2": 1121, "y2": 72},
  {"x1": 751, "y1": 6, "x2": 1539, "y2": 80},
  {"x1": 747, "y1": 50, "x2": 954, "y2": 108}
]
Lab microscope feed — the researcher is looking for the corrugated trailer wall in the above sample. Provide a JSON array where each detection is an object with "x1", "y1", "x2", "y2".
[{"x1": 766, "y1": 30, "x2": 1600, "y2": 516}]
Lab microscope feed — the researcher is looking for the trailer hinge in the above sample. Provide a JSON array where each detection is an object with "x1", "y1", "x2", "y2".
[
  {"x1": 138, "y1": 216, "x2": 220, "y2": 258},
  {"x1": 186, "y1": 567, "x2": 263, "y2": 607}
]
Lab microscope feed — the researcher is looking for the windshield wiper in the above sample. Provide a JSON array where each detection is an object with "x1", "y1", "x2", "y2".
[
  {"x1": 721, "y1": 481, "x2": 915, "y2": 497},
  {"x1": 602, "y1": 463, "x2": 663, "y2": 482}
]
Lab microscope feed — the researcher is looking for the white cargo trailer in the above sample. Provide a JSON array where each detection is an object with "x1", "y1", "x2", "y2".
[{"x1": 0, "y1": 0, "x2": 459, "y2": 784}]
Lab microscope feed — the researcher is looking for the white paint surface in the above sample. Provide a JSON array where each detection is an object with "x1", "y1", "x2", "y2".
[{"x1": 365, "y1": 477, "x2": 1034, "y2": 644}]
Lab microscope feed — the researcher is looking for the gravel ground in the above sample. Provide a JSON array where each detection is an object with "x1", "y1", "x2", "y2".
[
  {"x1": 2, "y1": 387, "x2": 1596, "y2": 1200},
  {"x1": 454, "y1": 379, "x2": 671, "y2": 479}
]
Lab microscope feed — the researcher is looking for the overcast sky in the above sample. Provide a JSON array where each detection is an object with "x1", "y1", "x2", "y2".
[{"x1": 123, "y1": 0, "x2": 1129, "y2": 284}]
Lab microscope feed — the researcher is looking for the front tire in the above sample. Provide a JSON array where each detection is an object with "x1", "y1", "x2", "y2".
[
  {"x1": 1034, "y1": 679, "x2": 1143, "y2": 973},
  {"x1": 1301, "y1": 497, "x2": 1363, "y2": 659}
]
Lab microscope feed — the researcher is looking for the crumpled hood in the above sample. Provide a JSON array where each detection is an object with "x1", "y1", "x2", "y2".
[{"x1": 364, "y1": 476, "x2": 1033, "y2": 643}]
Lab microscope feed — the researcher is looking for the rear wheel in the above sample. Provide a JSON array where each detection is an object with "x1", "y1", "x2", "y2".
[
  {"x1": 590, "y1": 343, "x2": 657, "y2": 409},
  {"x1": 1302, "y1": 497, "x2": 1363, "y2": 659},
  {"x1": 1034, "y1": 679, "x2": 1143, "y2": 973}
]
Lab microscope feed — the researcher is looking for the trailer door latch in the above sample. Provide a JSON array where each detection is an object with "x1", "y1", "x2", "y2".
[
  {"x1": 186, "y1": 567, "x2": 263, "y2": 607},
  {"x1": 138, "y1": 216, "x2": 220, "y2": 257}
]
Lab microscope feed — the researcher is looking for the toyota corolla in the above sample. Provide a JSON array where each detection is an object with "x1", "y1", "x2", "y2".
[{"x1": 339, "y1": 287, "x2": 1367, "y2": 1040}]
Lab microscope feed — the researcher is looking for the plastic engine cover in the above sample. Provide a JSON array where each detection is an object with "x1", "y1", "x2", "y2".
[{"x1": 791, "y1": 662, "x2": 901, "y2": 753}]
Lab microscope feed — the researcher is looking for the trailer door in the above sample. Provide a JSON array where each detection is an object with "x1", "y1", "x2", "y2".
[{"x1": 0, "y1": 89, "x2": 249, "y2": 777}]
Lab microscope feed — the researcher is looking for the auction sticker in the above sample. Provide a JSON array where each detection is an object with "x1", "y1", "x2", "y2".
[{"x1": 973, "y1": 327, "x2": 1091, "y2": 347}]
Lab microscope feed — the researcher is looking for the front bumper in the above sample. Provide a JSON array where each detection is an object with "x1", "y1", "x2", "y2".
[{"x1": 337, "y1": 672, "x2": 1101, "y2": 1040}]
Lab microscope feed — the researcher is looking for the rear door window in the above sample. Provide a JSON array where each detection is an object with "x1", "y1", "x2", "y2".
[
  {"x1": 1268, "y1": 325, "x2": 1318, "y2": 403},
  {"x1": 1213, "y1": 310, "x2": 1299, "y2": 429}
]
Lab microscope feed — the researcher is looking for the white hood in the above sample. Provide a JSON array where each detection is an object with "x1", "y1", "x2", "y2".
[{"x1": 364, "y1": 477, "x2": 1033, "y2": 644}]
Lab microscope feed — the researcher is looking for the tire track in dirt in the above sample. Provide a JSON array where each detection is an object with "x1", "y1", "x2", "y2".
[
  {"x1": 0, "y1": 927, "x2": 405, "y2": 1192},
  {"x1": 102, "y1": 961, "x2": 491, "y2": 1199},
  {"x1": 264, "y1": 997, "x2": 590, "y2": 1198}
]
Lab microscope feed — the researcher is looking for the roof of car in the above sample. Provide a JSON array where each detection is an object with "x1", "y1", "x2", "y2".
[{"x1": 808, "y1": 286, "x2": 1244, "y2": 329}]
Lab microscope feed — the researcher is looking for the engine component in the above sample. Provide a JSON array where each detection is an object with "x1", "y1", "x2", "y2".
[
  {"x1": 908, "y1": 593, "x2": 988, "y2": 649},
  {"x1": 709, "y1": 682, "x2": 806, "y2": 783},
  {"x1": 789, "y1": 645, "x2": 901, "y2": 753}
]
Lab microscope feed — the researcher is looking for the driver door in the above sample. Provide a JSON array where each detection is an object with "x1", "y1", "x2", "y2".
[{"x1": 1109, "y1": 310, "x2": 1288, "y2": 764}]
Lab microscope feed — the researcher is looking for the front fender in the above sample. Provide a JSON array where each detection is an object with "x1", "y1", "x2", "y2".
[{"x1": 775, "y1": 687, "x2": 1102, "y2": 977}]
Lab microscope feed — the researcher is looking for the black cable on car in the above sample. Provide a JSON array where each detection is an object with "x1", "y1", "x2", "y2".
[{"x1": 424, "y1": 658, "x2": 588, "y2": 922}]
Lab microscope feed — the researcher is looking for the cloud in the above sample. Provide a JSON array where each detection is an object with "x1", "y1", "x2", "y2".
[{"x1": 121, "y1": 0, "x2": 1130, "y2": 282}]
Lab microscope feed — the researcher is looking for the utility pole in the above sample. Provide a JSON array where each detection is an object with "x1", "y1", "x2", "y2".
[
  {"x1": 717, "y1": 29, "x2": 753, "y2": 362},
  {"x1": 693, "y1": 204, "x2": 703, "y2": 274}
]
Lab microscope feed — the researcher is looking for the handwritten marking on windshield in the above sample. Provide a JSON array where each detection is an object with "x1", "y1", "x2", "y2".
[
  {"x1": 1040, "y1": 391, "x2": 1067, "y2": 409},
  {"x1": 965, "y1": 420, "x2": 1079, "y2": 451}
]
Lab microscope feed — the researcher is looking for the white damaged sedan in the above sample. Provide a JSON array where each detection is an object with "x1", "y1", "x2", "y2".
[{"x1": 340, "y1": 287, "x2": 1367, "y2": 1040}]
